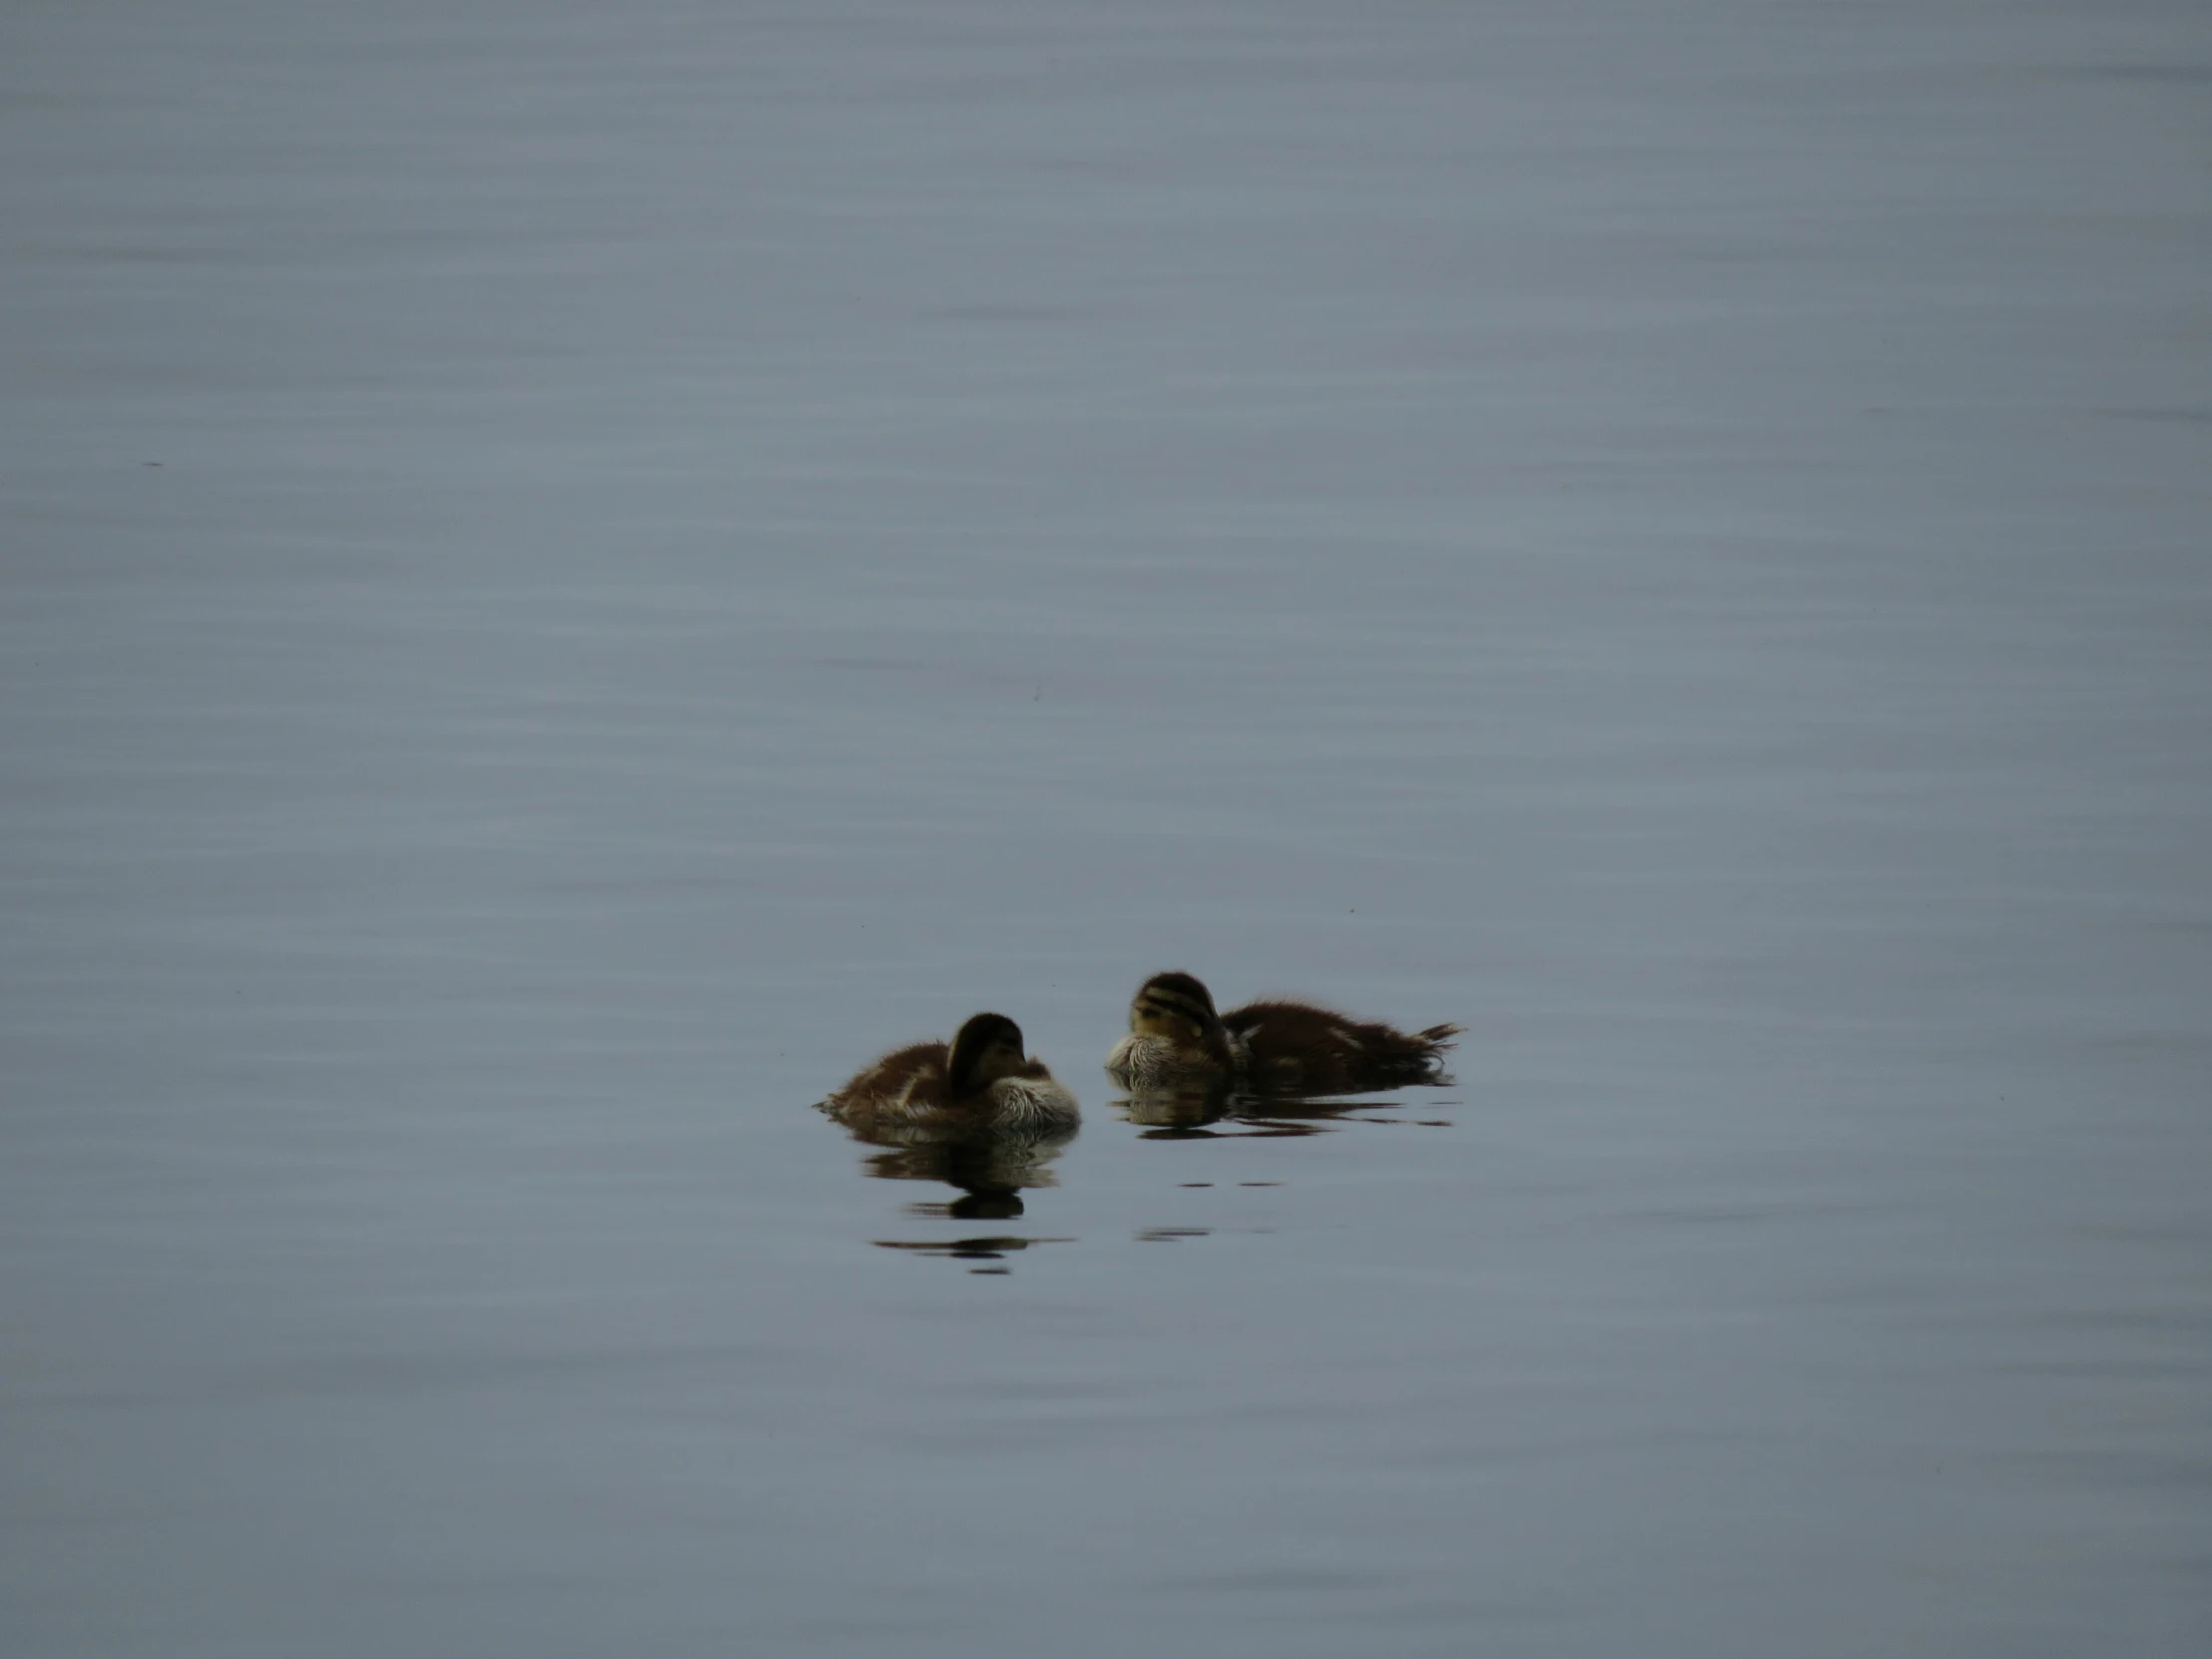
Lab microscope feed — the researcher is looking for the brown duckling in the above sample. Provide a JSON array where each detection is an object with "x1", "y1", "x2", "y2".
[
  {"x1": 822, "y1": 1012, "x2": 1079, "y2": 1136},
  {"x1": 1104, "y1": 970, "x2": 1459, "y2": 1096}
]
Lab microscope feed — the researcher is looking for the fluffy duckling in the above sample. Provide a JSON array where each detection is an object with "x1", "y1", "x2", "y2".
[
  {"x1": 1103, "y1": 971, "x2": 1247, "y2": 1092},
  {"x1": 822, "y1": 1012, "x2": 1079, "y2": 1136},
  {"x1": 1105, "y1": 970, "x2": 1460, "y2": 1096}
]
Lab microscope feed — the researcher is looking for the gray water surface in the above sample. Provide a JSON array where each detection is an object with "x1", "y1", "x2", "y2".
[{"x1": 5, "y1": 2, "x2": 2210, "y2": 1655}]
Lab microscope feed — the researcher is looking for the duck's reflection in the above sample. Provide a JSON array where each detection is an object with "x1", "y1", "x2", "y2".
[
  {"x1": 873, "y1": 1231, "x2": 1074, "y2": 1273},
  {"x1": 1115, "y1": 1085, "x2": 1434, "y2": 1138},
  {"x1": 831, "y1": 1116, "x2": 1079, "y2": 1219},
  {"x1": 1115, "y1": 1084, "x2": 1235, "y2": 1134},
  {"x1": 819, "y1": 1113, "x2": 1080, "y2": 1272}
]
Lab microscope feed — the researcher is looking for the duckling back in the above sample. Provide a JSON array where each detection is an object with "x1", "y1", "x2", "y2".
[
  {"x1": 820, "y1": 1039, "x2": 953, "y2": 1133},
  {"x1": 1225, "y1": 999, "x2": 1460, "y2": 1095}
]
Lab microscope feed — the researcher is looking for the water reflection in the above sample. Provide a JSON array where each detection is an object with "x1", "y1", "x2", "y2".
[
  {"x1": 826, "y1": 1113, "x2": 1081, "y2": 1273},
  {"x1": 872, "y1": 1235, "x2": 1074, "y2": 1276},
  {"x1": 1114, "y1": 1083, "x2": 1239, "y2": 1134},
  {"x1": 844, "y1": 1123, "x2": 1079, "y2": 1283},
  {"x1": 820, "y1": 1113, "x2": 1078, "y2": 1218},
  {"x1": 1115, "y1": 1086, "x2": 1449, "y2": 1140}
]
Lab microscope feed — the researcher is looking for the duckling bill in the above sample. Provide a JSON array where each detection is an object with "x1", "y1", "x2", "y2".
[
  {"x1": 1105, "y1": 971, "x2": 1459, "y2": 1096},
  {"x1": 822, "y1": 1012, "x2": 1080, "y2": 1135}
]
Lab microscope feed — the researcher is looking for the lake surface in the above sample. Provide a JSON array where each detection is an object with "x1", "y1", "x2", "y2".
[{"x1": 4, "y1": 2, "x2": 2209, "y2": 1654}]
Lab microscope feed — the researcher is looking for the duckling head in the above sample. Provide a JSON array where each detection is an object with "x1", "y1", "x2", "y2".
[
  {"x1": 945, "y1": 1012, "x2": 1031, "y2": 1096},
  {"x1": 1127, "y1": 971, "x2": 1223, "y2": 1042}
]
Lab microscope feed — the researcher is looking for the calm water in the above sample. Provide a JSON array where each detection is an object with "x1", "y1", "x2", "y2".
[{"x1": 5, "y1": 1, "x2": 2210, "y2": 1654}]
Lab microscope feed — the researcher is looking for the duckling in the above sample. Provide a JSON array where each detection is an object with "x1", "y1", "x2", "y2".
[
  {"x1": 822, "y1": 1012, "x2": 1079, "y2": 1136},
  {"x1": 1103, "y1": 971, "x2": 1248, "y2": 1092},
  {"x1": 1105, "y1": 971, "x2": 1460, "y2": 1097}
]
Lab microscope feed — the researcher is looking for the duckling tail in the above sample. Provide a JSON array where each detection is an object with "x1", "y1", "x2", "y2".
[{"x1": 1397, "y1": 1021, "x2": 1462, "y2": 1084}]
